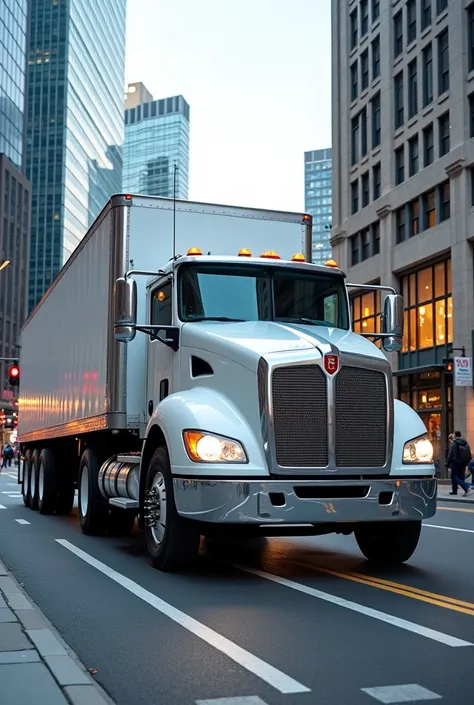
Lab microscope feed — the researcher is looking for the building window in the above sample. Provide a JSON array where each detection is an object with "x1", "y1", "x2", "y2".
[
  {"x1": 469, "y1": 5, "x2": 474, "y2": 73},
  {"x1": 395, "y1": 146, "x2": 405, "y2": 184},
  {"x1": 438, "y1": 29, "x2": 449, "y2": 95},
  {"x1": 361, "y1": 107, "x2": 368, "y2": 156},
  {"x1": 423, "y1": 190, "x2": 436, "y2": 228},
  {"x1": 440, "y1": 181, "x2": 450, "y2": 221},
  {"x1": 408, "y1": 58, "x2": 418, "y2": 118},
  {"x1": 438, "y1": 112, "x2": 450, "y2": 156},
  {"x1": 422, "y1": 0, "x2": 432, "y2": 30},
  {"x1": 361, "y1": 228, "x2": 370, "y2": 260},
  {"x1": 362, "y1": 172, "x2": 370, "y2": 207},
  {"x1": 373, "y1": 162, "x2": 381, "y2": 199},
  {"x1": 394, "y1": 11, "x2": 403, "y2": 57},
  {"x1": 351, "y1": 234, "x2": 360, "y2": 265},
  {"x1": 351, "y1": 62, "x2": 358, "y2": 100},
  {"x1": 351, "y1": 180, "x2": 359, "y2": 214},
  {"x1": 423, "y1": 124, "x2": 434, "y2": 166},
  {"x1": 372, "y1": 0, "x2": 380, "y2": 23},
  {"x1": 394, "y1": 72, "x2": 404, "y2": 128},
  {"x1": 409, "y1": 135, "x2": 419, "y2": 176},
  {"x1": 372, "y1": 35, "x2": 380, "y2": 79},
  {"x1": 350, "y1": 8, "x2": 358, "y2": 49},
  {"x1": 396, "y1": 206, "x2": 406, "y2": 244},
  {"x1": 361, "y1": 49, "x2": 369, "y2": 91},
  {"x1": 407, "y1": 0, "x2": 417, "y2": 44},
  {"x1": 361, "y1": 0, "x2": 369, "y2": 36},
  {"x1": 436, "y1": 0, "x2": 447, "y2": 14},
  {"x1": 351, "y1": 115, "x2": 360, "y2": 165},
  {"x1": 371, "y1": 92, "x2": 381, "y2": 147},
  {"x1": 372, "y1": 222, "x2": 380, "y2": 254},
  {"x1": 422, "y1": 44, "x2": 433, "y2": 107},
  {"x1": 410, "y1": 198, "x2": 420, "y2": 236},
  {"x1": 351, "y1": 290, "x2": 381, "y2": 337},
  {"x1": 400, "y1": 260, "x2": 452, "y2": 353}
]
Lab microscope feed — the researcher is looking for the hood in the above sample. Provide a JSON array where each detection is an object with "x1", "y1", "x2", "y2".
[{"x1": 181, "y1": 320, "x2": 386, "y2": 371}]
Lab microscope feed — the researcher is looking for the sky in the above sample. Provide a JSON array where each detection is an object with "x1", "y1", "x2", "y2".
[{"x1": 125, "y1": 0, "x2": 331, "y2": 213}]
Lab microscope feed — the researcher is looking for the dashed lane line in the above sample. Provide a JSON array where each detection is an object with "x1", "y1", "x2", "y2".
[
  {"x1": 196, "y1": 698, "x2": 268, "y2": 705},
  {"x1": 361, "y1": 684, "x2": 442, "y2": 703},
  {"x1": 425, "y1": 524, "x2": 474, "y2": 534},
  {"x1": 15, "y1": 519, "x2": 30, "y2": 525},
  {"x1": 55, "y1": 539, "x2": 310, "y2": 695},
  {"x1": 0, "y1": 505, "x2": 6, "y2": 509},
  {"x1": 232, "y1": 564, "x2": 472, "y2": 648}
]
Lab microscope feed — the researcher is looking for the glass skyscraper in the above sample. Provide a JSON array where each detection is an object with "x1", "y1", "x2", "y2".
[
  {"x1": 304, "y1": 148, "x2": 333, "y2": 264},
  {"x1": 26, "y1": 0, "x2": 126, "y2": 311},
  {"x1": 123, "y1": 84, "x2": 190, "y2": 199},
  {"x1": 0, "y1": 0, "x2": 29, "y2": 169}
]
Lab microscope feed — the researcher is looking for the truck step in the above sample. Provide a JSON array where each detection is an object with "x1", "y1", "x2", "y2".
[
  {"x1": 116, "y1": 454, "x2": 141, "y2": 465},
  {"x1": 109, "y1": 498, "x2": 139, "y2": 510}
]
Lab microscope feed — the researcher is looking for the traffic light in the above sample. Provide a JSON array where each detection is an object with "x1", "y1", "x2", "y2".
[
  {"x1": 8, "y1": 364, "x2": 19, "y2": 387},
  {"x1": 442, "y1": 357, "x2": 453, "y2": 373}
]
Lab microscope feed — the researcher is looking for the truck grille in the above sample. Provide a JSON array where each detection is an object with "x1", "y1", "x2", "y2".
[
  {"x1": 272, "y1": 365, "x2": 328, "y2": 467},
  {"x1": 270, "y1": 364, "x2": 388, "y2": 469},
  {"x1": 335, "y1": 367, "x2": 387, "y2": 467}
]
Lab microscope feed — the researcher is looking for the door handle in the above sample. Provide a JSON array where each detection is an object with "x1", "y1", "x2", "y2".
[{"x1": 148, "y1": 400, "x2": 153, "y2": 416}]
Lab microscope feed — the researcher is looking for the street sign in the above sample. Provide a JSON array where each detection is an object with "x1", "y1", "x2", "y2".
[{"x1": 454, "y1": 356, "x2": 472, "y2": 386}]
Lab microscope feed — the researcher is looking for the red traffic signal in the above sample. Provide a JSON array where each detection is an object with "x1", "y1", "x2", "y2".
[{"x1": 8, "y1": 364, "x2": 19, "y2": 387}]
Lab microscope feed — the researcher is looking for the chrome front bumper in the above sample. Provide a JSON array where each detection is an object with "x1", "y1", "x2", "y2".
[{"x1": 173, "y1": 477, "x2": 437, "y2": 524}]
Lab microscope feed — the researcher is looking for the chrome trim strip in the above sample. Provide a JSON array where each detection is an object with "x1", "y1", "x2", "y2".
[{"x1": 19, "y1": 413, "x2": 126, "y2": 444}]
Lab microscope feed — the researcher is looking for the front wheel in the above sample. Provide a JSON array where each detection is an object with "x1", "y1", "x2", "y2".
[
  {"x1": 144, "y1": 446, "x2": 200, "y2": 572},
  {"x1": 354, "y1": 520, "x2": 422, "y2": 564}
]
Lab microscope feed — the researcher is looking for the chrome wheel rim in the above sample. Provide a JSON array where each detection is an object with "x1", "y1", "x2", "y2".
[
  {"x1": 38, "y1": 461, "x2": 44, "y2": 501},
  {"x1": 146, "y1": 471, "x2": 167, "y2": 545},
  {"x1": 80, "y1": 466, "x2": 89, "y2": 517}
]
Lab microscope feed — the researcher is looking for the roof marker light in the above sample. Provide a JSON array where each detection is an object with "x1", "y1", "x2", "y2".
[
  {"x1": 324, "y1": 259, "x2": 338, "y2": 268},
  {"x1": 238, "y1": 248, "x2": 252, "y2": 257},
  {"x1": 260, "y1": 250, "x2": 281, "y2": 259},
  {"x1": 302, "y1": 214, "x2": 311, "y2": 222},
  {"x1": 187, "y1": 247, "x2": 202, "y2": 256},
  {"x1": 291, "y1": 253, "x2": 306, "y2": 262}
]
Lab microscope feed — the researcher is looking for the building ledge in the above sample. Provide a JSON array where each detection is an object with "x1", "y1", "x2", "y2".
[
  {"x1": 376, "y1": 204, "x2": 391, "y2": 218},
  {"x1": 445, "y1": 158, "x2": 465, "y2": 179},
  {"x1": 330, "y1": 228, "x2": 346, "y2": 246}
]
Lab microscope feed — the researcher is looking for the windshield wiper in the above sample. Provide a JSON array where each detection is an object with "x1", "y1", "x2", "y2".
[
  {"x1": 189, "y1": 316, "x2": 246, "y2": 322},
  {"x1": 276, "y1": 317, "x2": 323, "y2": 326}
]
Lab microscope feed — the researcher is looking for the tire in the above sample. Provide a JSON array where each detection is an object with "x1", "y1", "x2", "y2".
[
  {"x1": 28, "y1": 450, "x2": 40, "y2": 510},
  {"x1": 355, "y1": 521, "x2": 422, "y2": 564},
  {"x1": 22, "y1": 450, "x2": 32, "y2": 508},
  {"x1": 108, "y1": 508, "x2": 136, "y2": 537},
  {"x1": 38, "y1": 449, "x2": 57, "y2": 515},
  {"x1": 144, "y1": 446, "x2": 200, "y2": 572},
  {"x1": 78, "y1": 449, "x2": 109, "y2": 535}
]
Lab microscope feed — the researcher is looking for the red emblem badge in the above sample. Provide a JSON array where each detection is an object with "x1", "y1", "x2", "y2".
[{"x1": 324, "y1": 354, "x2": 339, "y2": 375}]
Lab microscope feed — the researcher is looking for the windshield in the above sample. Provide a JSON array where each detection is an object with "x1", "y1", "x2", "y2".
[{"x1": 178, "y1": 263, "x2": 349, "y2": 329}]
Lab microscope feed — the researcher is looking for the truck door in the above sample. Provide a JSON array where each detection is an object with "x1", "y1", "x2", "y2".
[{"x1": 147, "y1": 278, "x2": 175, "y2": 417}]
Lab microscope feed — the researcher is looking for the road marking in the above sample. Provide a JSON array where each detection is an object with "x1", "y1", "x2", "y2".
[
  {"x1": 295, "y1": 561, "x2": 474, "y2": 617},
  {"x1": 0, "y1": 505, "x2": 6, "y2": 509},
  {"x1": 196, "y1": 698, "x2": 268, "y2": 705},
  {"x1": 361, "y1": 684, "x2": 442, "y2": 703},
  {"x1": 55, "y1": 539, "x2": 310, "y2": 695},
  {"x1": 15, "y1": 519, "x2": 30, "y2": 525},
  {"x1": 425, "y1": 524, "x2": 474, "y2": 534},
  {"x1": 2, "y1": 492, "x2": 21, "y2": 497},
  {"x1": 437, "y1": 506, "x2": 474, "y2": 514},
  {"x1": 233, "y1": 564, "x2": 472, "y2": 648}
]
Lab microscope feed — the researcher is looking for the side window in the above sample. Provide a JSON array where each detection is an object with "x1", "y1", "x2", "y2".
[{"x1": 151, "y1": 281, "x2": 172, "y2": 326}]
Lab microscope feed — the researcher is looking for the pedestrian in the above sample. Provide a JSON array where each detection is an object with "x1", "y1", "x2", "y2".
[
  {"x1": 1, "y1": 443, "x2": 13, "y2": 469},
  {"x1": 446, "y1": 431, "x2": 472, "y2": 496}
]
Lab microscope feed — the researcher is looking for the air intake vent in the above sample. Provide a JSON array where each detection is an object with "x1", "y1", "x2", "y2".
[{"x1": 191, "y1": 356, "x2": 214, "y2": 378}]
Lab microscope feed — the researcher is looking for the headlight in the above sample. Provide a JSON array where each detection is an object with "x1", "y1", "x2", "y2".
[
  {"x1": 183, "y1": 430, "x2": 247, "y2": 463},
  {"x1": 403, "y1": 434, "x2": 434, "y2": 464}
]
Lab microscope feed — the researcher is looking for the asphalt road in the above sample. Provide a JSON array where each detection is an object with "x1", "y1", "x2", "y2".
[{"x1": 0, "y1": 468, "x2": 472, "y2": 705}]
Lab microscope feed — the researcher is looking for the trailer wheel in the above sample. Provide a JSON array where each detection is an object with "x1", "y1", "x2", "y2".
[
  {"x1": 108, "y1": 508, "x2": 136, "y2": 537},
  {"x1": 355, "y1": 520, "x2": 422, "y2": 564},
  {"x1": 78, "y1": 449, "x2": 109, "y2": 535},
  {"x1": 38, "y1": 449, "x2": 57, "y2": 515},
  {"x1": 144, "y1": 446, "x2": 200, "y2": 572},
  {"x1": 28, "y1": 450, "x2": 40, "y2": 510},
  {"x1": 22, "y1": 450, "x2": 32, "y2": 508}
]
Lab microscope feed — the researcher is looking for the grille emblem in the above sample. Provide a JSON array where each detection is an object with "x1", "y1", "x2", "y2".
[{"x1": 324, "y1": 353, "x2": 339, "y2": 375}]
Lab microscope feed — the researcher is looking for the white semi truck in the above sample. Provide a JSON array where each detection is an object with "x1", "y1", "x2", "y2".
[{"x1": 18, "y1": 194, "x2": 436, "y2": 572}]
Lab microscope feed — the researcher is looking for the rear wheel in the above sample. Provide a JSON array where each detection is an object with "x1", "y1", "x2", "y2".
[
  {"x1": 78, "y1": 449, "x2": 109, "y2": 535},
  {"x1": 22, "y1": 450, "x2": 32, "y2": 508},
  {"x1": 355, "y1": 521, "x2": 422, "y2": 564},
  {"x1": 38, "y1": 449, "x2": 57, "y2": 515},
  {"x1": 28, "y1": 450, "x2": 40, "y2": 510},
  {"x1": 144, "y1": 446, "x2": 200, "y2": 572}
]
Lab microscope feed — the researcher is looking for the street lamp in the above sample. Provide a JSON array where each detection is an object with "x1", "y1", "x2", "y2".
[{"x1": 0, "y1": 260, "x2": 10, "y2": 272}]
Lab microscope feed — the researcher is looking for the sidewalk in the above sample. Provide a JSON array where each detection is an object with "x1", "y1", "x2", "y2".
[
  {"x1": 437, "y1": 481, "x2": 474, "y2": 504},
  {"x1": 0, "y1": 558, "x2": 116, "y2": 705}
]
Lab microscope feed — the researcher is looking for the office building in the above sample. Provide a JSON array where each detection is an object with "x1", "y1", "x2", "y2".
[
  {"x1": 26, "y1": 0, "x2": 126, "y2": 311},
  {"x1": 125, "y1": 82, "x2": 153, "y2": 110},
  {"x1": 123, "y1": 84, "x2": 190, "y2": 199},
  {"x1": 304, "y1": 148, "x2": 333, "y2": 264},
  {"x1": 331, "y1": 0, "x2": 474, "y2": 469},
  {"x1": 0, "y1": 0, "x2": 31, "y2": 419}
]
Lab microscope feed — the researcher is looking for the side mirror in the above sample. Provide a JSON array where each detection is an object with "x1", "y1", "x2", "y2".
[
  {"x1": 114, "y1": 277, "x2": 137, "y2": 343},
  {"x1": 382, "y1": 294, "x2": 403, "y2": 352}
]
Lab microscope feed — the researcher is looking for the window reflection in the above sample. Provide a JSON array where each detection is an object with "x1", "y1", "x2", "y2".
[{"x1": 351, "y1": 289, "x2": 381, "y2": 345}]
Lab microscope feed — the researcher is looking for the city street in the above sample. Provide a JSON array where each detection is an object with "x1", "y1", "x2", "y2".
[{"x1": 0, "y1": 469, "x2": 472, "y2": 705}]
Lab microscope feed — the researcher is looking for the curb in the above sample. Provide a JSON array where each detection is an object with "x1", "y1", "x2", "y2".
[
  {"x1": 437, "y1": 495, "x2": 474, "y2": 505},
  {"x1": 0, "y1": 558, "x2": 116, "y2": 705}
]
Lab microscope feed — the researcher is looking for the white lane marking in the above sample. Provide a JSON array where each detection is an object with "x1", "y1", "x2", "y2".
[
  {"x1": 233, "y1": 565, "x2": 472, "y2": 648},
  {"x1": 15, "y1": 519, "x2": 30, "y2": 525},
  {"x1": 361, "y1": 684, "x2": 442, "y2": 703},
  {"x1": 2, "y1": 492, "x2": 22, "y2": 497},
  {"x1": 55, "y1": 539, "x2": 309, "y2": 694},
  {"x1": 0, "y1": 505, "x2": 6, "y2": 509},
  {"x1": 6, "y1": 483, "x2": 18, "y2": 486},
  {"x1": 196, "y1": 698, "x2": 268, "y2": 705},
  {"x1": 425, "y1": 524, "x2": 474, "y2": 534}
]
